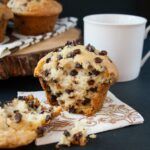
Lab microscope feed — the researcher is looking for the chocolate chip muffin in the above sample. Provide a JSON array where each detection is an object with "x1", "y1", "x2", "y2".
[
  {"x1": 0, "y1": 3, "x2": 13, "y2": 42},
  {"x1": 0, "y1": 95, "x2": 61, "y2": 148},
  {"x1": 34, "y1": 42, "x2": 118, "y2": 116},
  {"x1": 7, "y1": 0, "x2": 62, "y2": 35}
]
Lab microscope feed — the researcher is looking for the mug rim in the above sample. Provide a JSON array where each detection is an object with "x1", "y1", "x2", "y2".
[{"x1": 83, "y1": 14, "x2": 147, "y2": 26}]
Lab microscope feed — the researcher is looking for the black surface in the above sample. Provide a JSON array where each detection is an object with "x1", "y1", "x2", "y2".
[{"x1": 0, "y1": 39, "x2": 150, "y2": 149}]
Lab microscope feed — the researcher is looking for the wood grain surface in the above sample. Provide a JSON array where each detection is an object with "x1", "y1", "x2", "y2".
[{"x1": 0, "y1": 28, "x2": 81, "y2": 79}]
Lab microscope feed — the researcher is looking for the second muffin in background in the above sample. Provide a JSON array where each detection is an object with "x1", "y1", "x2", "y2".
[
  {"x1": 0, "y1": 3, "x2": 13, "y2": 42},
  {"x1": 7, "y1": 0, "x2": 62, "y2": 35},
  {"x1": 34, "y1": 42, "x2": 118, "y2": 116}
]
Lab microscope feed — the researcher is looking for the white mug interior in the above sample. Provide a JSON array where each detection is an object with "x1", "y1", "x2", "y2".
[{"x1": 84, "y1": 14, "x2": 147, "y2": 26}]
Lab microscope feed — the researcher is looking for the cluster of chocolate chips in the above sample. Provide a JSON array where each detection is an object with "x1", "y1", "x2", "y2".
[
  {"x1": 73, "y1": 132, "x2": 84, "y2": 143},
  {"x1": 86, "y1": 44, "x2": 95, "y2": 52},
  {"x1": 63, "y1": 130, "x2": 85, "y2": 145},
  {"x1": 65, "y1": 40, "x2": 82, "y2": 47},
  {"x1": 18, "y1": 95, "x2": 40, "y2": 110},
  {"x1": 68, "y1": 105, "x2": 76, "y2": 113},
  {"x1": 67, "y1": 49, "x2": 81, "y2": 58},
  {"x1": 36, "y1": 124, "x2": 49, "y2": 137},
  {"x1": 82, "y1": 98, "x2": 91, "y2": 105}
]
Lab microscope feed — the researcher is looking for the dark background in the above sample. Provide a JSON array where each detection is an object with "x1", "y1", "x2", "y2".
[
  {"x1": 0, "y1": 1, "x2": 150, "y2": 150},
  {"x1": 60, "y1": 0, "x2": 150, "y2": 28}
]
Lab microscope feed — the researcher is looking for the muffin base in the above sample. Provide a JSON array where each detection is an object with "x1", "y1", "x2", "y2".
[
  {"x1": 39, "y1": 78, "x2": 110, "y2": 116},
  {"x1": 14, "y1": 15, "x2": 59, "y2": 35},
  {"x1": 0, "y1": 20, "x2": 7, "y2": 43}
]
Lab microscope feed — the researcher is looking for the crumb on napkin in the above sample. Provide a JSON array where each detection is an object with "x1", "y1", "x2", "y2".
[{"x1": 56, "y1": 121, "x2": 87, "y2": 148}]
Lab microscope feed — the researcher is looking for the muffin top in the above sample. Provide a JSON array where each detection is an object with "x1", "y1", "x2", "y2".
[
  {"x1": 35, "y1": 42, "x2": 118, "y2": 85},
  {"x1": 7, "y1": 0, "x2": 62, "y2": 16},
  {"x1": 0, "y1": 3, "x2": 13, "y2": 21}
]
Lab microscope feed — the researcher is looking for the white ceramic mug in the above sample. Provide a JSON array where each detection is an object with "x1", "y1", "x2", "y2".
[{"x1": 84, "y1": 14, "x2": 150, "y2": 82}]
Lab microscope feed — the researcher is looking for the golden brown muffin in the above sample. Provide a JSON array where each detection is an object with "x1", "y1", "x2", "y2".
[
  {"x1": 34, "y1": 42, "x2": 118, "y2": 116},
  {"x1": 1, "y1": 0, "x2": 8, "y2": 4},
  {"x1": 7, "y1": 0, "x2": 63, "y2": 35},
  {"x1": 0, "y1": 3, "x2": 13, "y2": 42},
  {"x1": 0, "y1": 95, "x2": 62, "y2": 148}
]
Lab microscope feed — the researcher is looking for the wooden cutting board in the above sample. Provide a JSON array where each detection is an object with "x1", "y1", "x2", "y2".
[{"x1": 0, "y1": 28, "x2": 81, "y2": 79}]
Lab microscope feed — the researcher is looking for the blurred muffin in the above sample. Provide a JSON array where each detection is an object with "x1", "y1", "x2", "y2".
[
  {"x1": 0, "y1": 3, "x2": 13, "y2": 42},
  {"x1": 7, "y1": 0, "x2": 62, "y2": 35},
  {"x1": 1, "y1": 0, "x2": 9, "y2": 4},
  {"x1": 34, "y1": 42, "x2": 118, "y2": 116}
]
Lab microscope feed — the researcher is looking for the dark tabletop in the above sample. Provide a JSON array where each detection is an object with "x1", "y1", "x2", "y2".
[{"x1": 0, "y1": 37, "x2": 149, "y2": 150}]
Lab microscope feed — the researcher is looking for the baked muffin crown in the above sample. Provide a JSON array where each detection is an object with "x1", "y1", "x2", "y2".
[
  {"x1": 0, "y1": 3, "x2": 13, "y2": 20},
  {"x1": 7, "y1": 0, "x2": 63, "y2": 16},
  {"x1": 35, "y1": 43, "x2": 118, "y2": 84}
]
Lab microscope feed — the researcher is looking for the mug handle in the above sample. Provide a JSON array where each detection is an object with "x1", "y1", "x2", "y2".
[
  {"x1": 144, "y1": 25, "x2": 150, "y2": 39},
  {"x1": 141, "y1": 25, "x2": 150, "y2": 67}
]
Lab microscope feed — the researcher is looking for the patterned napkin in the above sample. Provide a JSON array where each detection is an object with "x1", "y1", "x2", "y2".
[
  {"x1": 0, "y1": 17, "x2": 77, "y2": 58},
  {"x1": 17, "y1": 91, "x2": 144, "y2": 146}
]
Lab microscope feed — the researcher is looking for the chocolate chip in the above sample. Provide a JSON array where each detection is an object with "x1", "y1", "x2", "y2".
[
  {"x1": 87, "y1": 79, "x2": 95, "y2": 85},
  {"x1": 65, "y1": 89, "x2": 74, "y2": 94},
  {"x1": 65, "y1": 40, "x2": 79, "y2": 46},
  {"x1": 46, "y1": 58, "x2": 51, "y2": 63},
  {"x1": 45, "y1": 70, "x2": 49, "y2": 77},
  {"x1": 73, "y1": 132, "x2": 83, "y2": 142},
  {"x1": 57, "y1": 55, "x2": 63, "y2": 60},
  {"x1": 73, "y1": 49, "x2": 81, "y2": 55},
  {"x1": 40, "y1": 110, "x2": 45, "y2": 114},
  {"x1": 60, "y1": 100, "x2": 65, "y2": 105},
  {"x1": 65, "y1": 41, "x2": 73, "y2": 46},
  {"x1": 70, "y1": 69, "x2": 78, "y2": 76},
  {"x1": 47, "y1": 86, "x2": 51, "y2": 92},
  {"x1": 95, "y1": 57, "x2": 103, "y2": 63},
  {"x1": 67, "y1": 49, "x2": 81, "y2": 58},
  {"x1": 72, "y1": 40, "x2": 78, "y2": 46},
  {"x1": 13, "y1": 110, "x2": 19, "y2": 113},
  {"x1": 89, "y1": 72, "x2": 93, "y2": 76},
  {"x1": 14, "y1": 112, "x2": 22, "y2": 123},
  {"x1": 89, "y1": 87, "x2": 98, "y2": 92},
  {"x1": 63, "y1": 130, "x2": 70, "y2": 137},
  {"x1": 86, "y1": 44, "x2": 95, "y2": 52},
  {"x1": 92, "y1": 69, "x2": 100, "y2": 76},
  {"x1": 67, "y1": 52, "x2": 74, "y2": 58},
  {"x1": 74, "y1": 81, "x2": 78, "y2": 84},
  {"x1": 69, "y1": 96, "x2": 75, "y2": 99},
  {"x1": 56, "y1": 92, "x2": 62, "y2": 97},
  {"x1": 37, "y1": 126, "x2": 45, "y2": 137},
  {"x1": 82, "y1": 98, "x2": 91, "y2": 105},
  {"x1": 75, "y1": 63, "x2": 83, "y2": 69},
  {"x1": 22, "y1": 3, "x2": 27, "y2": 6},
  {"x1": 18, "y1": 96, "x2": 26, "y2": 100},
  {"x1": 76, "y1": 39, "x2": 82, "y2": 45},
  {"x1": 51, "y1": 95, "x2": 57, "y2": 101},
  {"x1": 45, "y1": 115, "x2": 51, "y2": 122},
  {"x1": 99, "y1": 50, "x2": 108, "y2": 55},
  {"x1": 51, "y1": 79, "x2": 58, "y2": 83},
  {"x1": 69, "y1": 106, "x2": 76, "y2": 113},
  {"x1": 88, "y1": 64, "x2": 94, "y2": 69}
]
